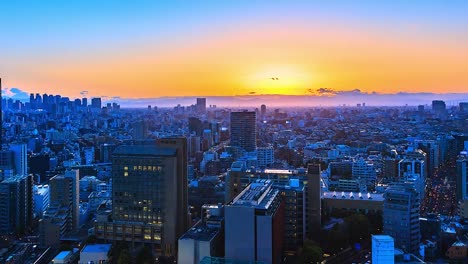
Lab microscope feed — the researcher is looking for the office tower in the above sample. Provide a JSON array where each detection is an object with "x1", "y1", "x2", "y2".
[
  {"x1": 225, "y1": 161, "x2": 246, "y2": 202},
  {"x1": 260, "y1": 104, "x2": 266, "y2": 116},
  {"x1": 178, "y1": 204, "x2": 224, "y2": 264},
  {"x1": 196, "y1": 98, "x2": 207, "y2": 113},
  {"x1": 0, "y1": 78, "x2": 2, "y2": 145},
  {"x1": 188, "y1": 117, "x2": 203, "y2": 136},
  {"x1": 49, "y1": 170, "x2": 80, "y2": 230},
  {"x1": 456, "y1": 151, "x2": 468, "y2": 201},
  {"x1": 132, "y1": 120, "x2": 149, "y2": 140},
  {"x1": 100, "y1": 143, "x2": 116, "y2": 163},
  {"x1": 414, "y1": 139, "x2": 440, "y2": 177},
  {"x1": 0, "y1": 150, "x2": 14, "y2": 180},
  {"x1": 460, "y1": 102, "x2": 468, "y2": 112},
  {"x1": 9, "y1": 143, "x2": 28, "y2": 176},
  {"x1": 230, "y1": 111, "x2": 256, "y2": 153},
  {"x1": 352, "y1": 157, "x2": 376, "y2": 190},
  {"x1": 96, "y1": 138, "x2": 188, "y2": 257},
  {"x1": 432, "y1": 100, "x2": 446, "y2": 112},
  {"x1": 372, "y1": 235, "x2": 395, "y2": 264},
  {"x1": 382, "y1": 158, "x2": 400, "y2": 183},
  {"x1": 82, "y1": 97, "x2": 88, "y2": 107},
  {"x1": 225, "y1": 180, "x2": 284, "y2": 264},
  {"x1": 257, "y1": 146, "x2": 274, "y2": 167},
  {"x1": 417, "y1": 105, "x2": 424, "y2": 112},
  {"x1": 383, "y1": 183, "x2": 420, "y2": 254},
  {"x1": 83, "y1": 147, "x2": 95, "y2": 165},
  {"x1": 0, "y1": 174, "x2": 33, "y2": 235},
  {"x1": 40, "y1": 170, "x2": 79, "y2": 247},
  {"x1": 34, "y1": 184, "x2": 50, "y2": 217},
  {"x1": 91, "y1": 97, "x2": 102, "y2": 109},
  {"x1": 307, "y1": 164, "x2": 321, "y2": 238}
]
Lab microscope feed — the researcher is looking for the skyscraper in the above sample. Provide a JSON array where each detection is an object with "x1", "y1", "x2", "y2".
[
  {"x1": 230, "y1": 111, "x2": 256, "y2": 153},
  {"x1": 383, "y1": 183, "x2": 420, "y2": 254},
  {"x1": 457, "y1": 151, "x2": 468, "y2": 201},
  {"x1": 0, "y1": 174, "x2": 33, "y2": 235},
  {"x1": 196, "y1": 98, "x2": 207, "y2": 113},
  {"x1": 96, "y1": 138, "x2": 188, "y2": 257},
  {"x1": 9, "y1": 143, "x2": 28, "y2": 176},
  {"x1": 307, "y1": 164, "x2": 322, "y2": 238},
  {"x1": 40, "y1": 169, "x2": 80, "y2": 247},
  {"x1": 91, "y1": 97, "x2": 102, "y2": 109},
  {"x1": 0, "y1": 78, "x2": 2, "y2": 145},
  {"x1": 225, "y1": 180, "x2": 284, "y2": 264}
]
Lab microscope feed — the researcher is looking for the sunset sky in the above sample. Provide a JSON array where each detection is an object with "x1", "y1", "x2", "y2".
[{"x1": 1, "y1": 0, "x2": 468, "y2": 100}]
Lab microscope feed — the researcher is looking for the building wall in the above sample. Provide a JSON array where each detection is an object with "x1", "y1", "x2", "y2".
[{"x1": 225, "y1": 206, "x2": 255, "y2": 261}]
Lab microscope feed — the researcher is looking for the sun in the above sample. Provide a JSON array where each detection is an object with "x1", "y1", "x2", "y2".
[{"x1": 243, "y1": 65, "x2": 312, "y2": 95}]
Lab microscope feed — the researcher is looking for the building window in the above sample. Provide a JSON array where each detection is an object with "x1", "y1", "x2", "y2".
[{"x1": 124, "y1": 172, "x2": 128, "y2": 177}]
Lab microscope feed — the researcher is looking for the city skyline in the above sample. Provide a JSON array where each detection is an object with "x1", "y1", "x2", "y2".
[{"x1": 1, "y1": 1, "x2": 468, "y2": 102}]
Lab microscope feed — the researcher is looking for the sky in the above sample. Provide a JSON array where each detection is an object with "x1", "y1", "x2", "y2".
[{"x1": 1, "y1": 0, "x2": 468, "y2": 103}]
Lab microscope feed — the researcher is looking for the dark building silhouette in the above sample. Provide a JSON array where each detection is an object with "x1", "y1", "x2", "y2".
[
  {"x1": 96, "y1": 138, "x2": 188, "y2": 257},
  {"x1": 91, "y1": 97, "x2": 102, "y2": 109},
  {"x1": 230, "y1": 111, "x2": 256, "y2": 153},
  {"x1": 0, "y1": 174, "x2": 33, "y2": 235},
  {"x1": 196, "y1": 98, "x2": 207, "y2": 113}
]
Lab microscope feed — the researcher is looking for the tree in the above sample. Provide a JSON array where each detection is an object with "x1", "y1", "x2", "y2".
[
  {"x1": 118, "y1": 249, "x2": 131, "y2": 264},
  {"x1": 136, "y1": 245, "x2": 153, "y2": 264},
  {"x1": 300, "y1": 240, "x2": 323, "y2": 264},
  {"x1": 345, "y1": 214, "x2": 370, "y2": 243}
]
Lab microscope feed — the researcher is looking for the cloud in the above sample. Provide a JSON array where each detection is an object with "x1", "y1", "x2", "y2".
[{"x1": 248, "y1": 91, "x2": 256, "y2": 95}]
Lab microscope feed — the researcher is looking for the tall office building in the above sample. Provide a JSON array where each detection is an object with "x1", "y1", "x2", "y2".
[
  {"x1": 0, "y1": 174, "x2": 33, "y2": 235},
  {"x1": 225, "y1": 180, "x2": 284, "y2": 264},
  {"x1": 91, "y1": 97, "x2": 102, "y2": 109},
  {"x1": 260, "y1": 104, "x2": 266, "y2": 116},
  {"x1": 383, "y1": 183, "x2": 420, "y2": 254},
  {"x1": 9, "y1": 143, "x2": 28, "y2": 176},
  {"x1": 230, "y1": 111, "x2": 256, "y2": 153},
  {"x1": 40, "y1": 170, "x2": 80, "y2": 247},
  {"x1": 372, "y1": 235, "x2": 395, "y2": 264},
  {"x1": 0, "y1": 78, "x2": 2, "y2": 145},
  {"x1": 196, "y1": 98, "x2": 207, "y2": 113},
  {"x1": 132, "y1": 120, "x2": 149, "y2": 140},
  {"x1": 307, "y1": 164, "x2": 322, "y2": 238},
  {"x1": 432, "y1": 100, "x2": 446, "y2": 113},
  {"x1": 96, "y1": 138, "x2": 188, "y2": 257},
  {"x1": 456, "y1": 151, "x2": 468, "y2": 201}
]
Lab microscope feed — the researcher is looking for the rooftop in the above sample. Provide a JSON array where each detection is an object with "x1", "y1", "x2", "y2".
[
  {"x1": 113, "y1": 145, "x2": 177, "y2": 157},
  {"x1": 231, "y1": 180, "x2": 280, "y2": 210},
  {"x1": 372, "y1": 235, "x2": 394, "y2": 242},
  {"x1": 81, "y1": 244, "x2": 111, "y2": 253},
  {"x1": 322, "y1": 191, "x2": 385, "y2": 201},
  {"x1": 179, "y1": 223, "x2": 220, "y2": 241},
  {"x1": 53, "y1": 250, "x2": 72, "y2": 261}
]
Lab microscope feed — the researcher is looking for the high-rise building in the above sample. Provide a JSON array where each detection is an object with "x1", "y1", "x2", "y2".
[
  {"x1": 456, "y1": 151, "x2": 468, "y2": 201},
  {"x1": 9, "y1": 143, "x2": 28, "y2": 176},
  {"x1": 225, "y1": 180, "x2": 284, "y2": 264},
  {"x1": 0, "y1": 174, "x2": 33, "y2": 235},
  {"x1": 132, "y1": 120, "x2": 149, "y2": 140},
  {"x1": 352, "y1": 158, "x2": 376, "y2": 190},
  {"x1": 40, "y1": 170, "x2": 80, "y2": 247},
  {"x1": 307, "y1": 164, "x2": 322, "y2": 238},
  {"x1": 260, "y1": 104, "x2": 266, "y2": 116},
  {"x1": 196, "y1": 98, "x2": 207, "y2": 113},
  {"x1": 383, "y1": 183, "x2": 420, "y2": 254},
  {"x1": 257, "y1": 146, "x2": 274, "y2": 167},
  {"x1": 0, "y1": 78, "x2": 2, "y2": 145},
  {"x1": 372, "y1": 235, "x2": 394, "y2": 264},
  {"x1": 230, "y1": 111, "x2": 256, "y2": 153},
  {"x1": 432, "y1": 100, "x2": 446, "y2": 113},
  {"x1": 95, "y1": 138, "x2": 188, "y2": 257},
  {"x1": 91, "y1": 97, "x2": 102, "y2": 109}
]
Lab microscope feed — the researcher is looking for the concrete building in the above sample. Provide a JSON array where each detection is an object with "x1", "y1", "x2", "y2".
[
  {"x1": 225, "y1": 180, "x2": 284, "y2": 264},
  {"x1": 322, "y1": 191, "x2": 384, "y2": 215},
  {"x1": 257, "y1": 146, "x2": 274, "y2": 167},
  {"x1": 34, "y1": 184, "x2": 50, "y2": 217},
  {"x1": 372, "y1": 235, "x2": 394, "y2": 264},
  {"x1": 307, "y1": 164, "x2": 322, "y2": 238},
  {"x1": 9, "y1": 143, "x2": 28, "y2": 176},
  {"x1": 230, "y1": 111, "x2": 256, "y2": 153},
  {"x1": 39, "y1": 170, "x2": 79, "y2": 248},
  {"x1": 95, "y1": 138, "x2": 188, "y2": 257},
  {"x1": 79, "y1": 244, "x2": 111, "y2": 264},
  {"x1": 352, "y1": 158, "x2": 376, "y2": 190},
  {"x1": 0, "y1": 174, "x2": 33, "y2": 235},
  {"x1": 457, "y1": 151, "x2": 468, "y2": 201},
  {"x1": 178, "y1": 204, "x2": 224, "y2": 264},
  {"x1": 196, "y1": 98, "x2": 207, "y2": 113},
  {"x1": 383, "y1": 184, "x2": 420, "y2": 254}
]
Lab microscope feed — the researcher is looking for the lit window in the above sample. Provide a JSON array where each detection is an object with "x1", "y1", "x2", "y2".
[
  {"x1": 138, "y1": 166, "x2": 142, "y2": 170},
  {"x1": 124, "y1": 172, "x2": 128, "y2": 177},
  {"x1": 124, "y1": 166, "x2": 128, "y2": 171}
]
